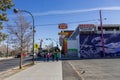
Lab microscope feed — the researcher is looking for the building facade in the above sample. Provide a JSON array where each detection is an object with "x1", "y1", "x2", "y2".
[{"x1": 68, "y1": 24, "x2": 120, "y2": 58}]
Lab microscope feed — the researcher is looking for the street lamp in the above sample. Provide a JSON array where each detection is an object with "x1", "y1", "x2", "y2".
[{"x1": 13, "y1": 8, "x2": 35, "y2": 65}]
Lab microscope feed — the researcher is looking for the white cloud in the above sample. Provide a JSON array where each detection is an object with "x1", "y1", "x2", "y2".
[
  {"x1": 33, "y1": 6, "x2": 120, "y2": 16},
  {"x1": 9, "y1": 6, "x2": 120, "y2": 17}
]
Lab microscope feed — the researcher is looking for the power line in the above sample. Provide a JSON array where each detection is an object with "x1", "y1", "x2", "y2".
[
  {"x1": 4, "y1": 18, "x2": 106, "y2": 28},
  {"x1": 35, "y1": 19, "x2": 100, "y2": 27}
]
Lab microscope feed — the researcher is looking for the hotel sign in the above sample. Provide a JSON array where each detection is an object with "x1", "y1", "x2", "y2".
[
  {"x1": 79, "y1": 24, "x2": 95, "y2": 31},
  {"x1": 58, "y1": 23, "x2": 68, "y2": 29}
]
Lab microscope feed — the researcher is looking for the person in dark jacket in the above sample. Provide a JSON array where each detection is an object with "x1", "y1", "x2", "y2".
[
  {"x1": 43, "y1": 53, "x2": 46, "y2": 61},
  {"x1": 51, "y1": 52, "x2": 55, "y2": 61},
  {"x1": 55, "y1": 50, "x2": 60, "y2": 61}
]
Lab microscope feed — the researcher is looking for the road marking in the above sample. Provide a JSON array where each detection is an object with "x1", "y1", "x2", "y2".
[{"x1": 68, "y1": 61, "x2": 85, "y2": 80}]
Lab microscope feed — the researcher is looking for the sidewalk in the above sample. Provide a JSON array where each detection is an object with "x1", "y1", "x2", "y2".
[
  {"x1": 0, "y1": 57, "x2": 14, "y2": 60},
  {"x1": 4, "y1": 61, "x2": 63, "y2": 80}
]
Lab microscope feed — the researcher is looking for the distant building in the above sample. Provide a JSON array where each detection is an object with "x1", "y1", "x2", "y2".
[{"x1": 58, "y1": 30, "x2": 74, "y2": 55}]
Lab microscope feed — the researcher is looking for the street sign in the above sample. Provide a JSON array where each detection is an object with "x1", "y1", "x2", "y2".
[{"x1": 34, "y1": 43, "x2": 39, "y2": 49}]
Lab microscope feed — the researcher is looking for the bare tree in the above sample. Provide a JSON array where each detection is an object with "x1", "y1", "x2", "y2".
[
  {"x1": 6, "y1": 14, "x2": 32, "y2": 69},
  {"x1": 0, "y1": 43, "x2": 6, "y2": 56},
  {"x1": 7, "y1": 14, "x2": 32, "y2": 52}
]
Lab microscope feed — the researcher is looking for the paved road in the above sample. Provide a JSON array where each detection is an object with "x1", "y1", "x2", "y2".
[
  {"x1": 68, "y1": 58, "x2": 120, "y2": 80},
  {"x1": 62, "y1": 61, "x2": 82, "y2": 80},
  {"x1": 0, "y1": 57, "x2": 32, "y2": 72}
]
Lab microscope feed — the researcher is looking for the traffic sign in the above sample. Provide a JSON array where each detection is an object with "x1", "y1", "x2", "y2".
[{"x1": 34, "y1": 43, "x2": 39, "y2": 49}]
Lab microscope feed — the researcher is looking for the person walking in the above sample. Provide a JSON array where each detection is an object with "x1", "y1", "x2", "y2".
[
  {"x1": 51, "y1": 52, "x2": 55, "y2": 61},
  {"x1": 55, "y1": 50, "x2": 60, "y2": 61},
  {"x1": 43, "y1": 53, "x2": 46, "y2": 61},
  {"x1": 46, "y1": 52, "x2": 50, "y2": 62}
]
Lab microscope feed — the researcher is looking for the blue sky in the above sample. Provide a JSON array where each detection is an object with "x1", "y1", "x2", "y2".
[{"x1": 4, "y1": 0, "x2": 120, "y2": 47}]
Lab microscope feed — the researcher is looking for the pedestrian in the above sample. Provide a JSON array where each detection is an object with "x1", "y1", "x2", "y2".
[
  {"x1": 46, "y1": 52, "x2": 50, "y2": 61},
  {"x1": 43, "y1": 53, "x2": 46, "y2": 61},
  {"x1": 55, "y1": 50, "x2": 60, "y2": 61},
  {"x1": 51, "y1": 53, "x2": 55, "y2": 61},
  {"x1": 56, "y1": 53, "x2": 59, "y2": 61}
]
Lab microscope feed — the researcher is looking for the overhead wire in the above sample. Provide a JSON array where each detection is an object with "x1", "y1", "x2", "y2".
[
  {"x1": 35, "y1": 19, "x2": 100, "y2": 27},
  {"x1": 3, "y1": 18, "x2": 106, "y2": 29}
]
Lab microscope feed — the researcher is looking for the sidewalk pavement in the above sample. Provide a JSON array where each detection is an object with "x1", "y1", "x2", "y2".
[
  {"x1": 0, "y1": 57, "x2": 14, "y2": 60},
  {"x1": 5, "y1": 61, "x2": 63, "y2": 80}
]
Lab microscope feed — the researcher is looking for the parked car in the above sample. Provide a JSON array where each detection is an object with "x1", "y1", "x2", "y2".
[
  {"x1": 15, "y1": 53, "x2": 27, "y2": 58},
  {"x1": 15, "y1": 54, "x2": 21, "y2": 58}
]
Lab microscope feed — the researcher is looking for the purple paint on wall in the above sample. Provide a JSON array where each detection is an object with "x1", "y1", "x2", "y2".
[{"x1": 80, "y1": 33, "x2": 120, "y2": 58}]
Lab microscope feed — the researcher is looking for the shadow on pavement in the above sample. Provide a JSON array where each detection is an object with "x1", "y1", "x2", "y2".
[{"x1": 26, "y1": 56, "x2": 120, "y2": 62}]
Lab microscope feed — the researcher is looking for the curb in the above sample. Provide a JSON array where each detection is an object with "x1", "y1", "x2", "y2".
[{"x1": 0, "y1": 57, "x2": 14, "y2": 61}]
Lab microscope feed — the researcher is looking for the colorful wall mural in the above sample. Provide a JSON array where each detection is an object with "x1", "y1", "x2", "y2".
[{"x1": 80, "y1": 33, "x2": 120, "y2": 58}]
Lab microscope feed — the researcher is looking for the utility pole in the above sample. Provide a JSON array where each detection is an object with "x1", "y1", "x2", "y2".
[
  {"x1": 6, "y1": 37, "x2": 9, "y2": 58},
  {"x1": 99, "y1": 10, "x2": 105, "y2": 57}
]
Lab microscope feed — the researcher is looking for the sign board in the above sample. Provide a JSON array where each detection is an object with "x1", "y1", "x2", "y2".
[
  {"x1": 58, "y1": 32, "x2": 68, "y2": 35},
  {"x1": 58, "y1": 23, "x2": 68, "y2": 29},
  {"x1": 79, "y1": 24, "x2": 95, "y2": 31},
  {"x1": 34, "y1": 43, "x2": 39, "y2": 49}
]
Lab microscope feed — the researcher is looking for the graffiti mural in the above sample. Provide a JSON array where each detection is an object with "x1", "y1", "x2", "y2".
[{"x1": 80, "y1": 33, "x2": 120, "y2": 58}]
